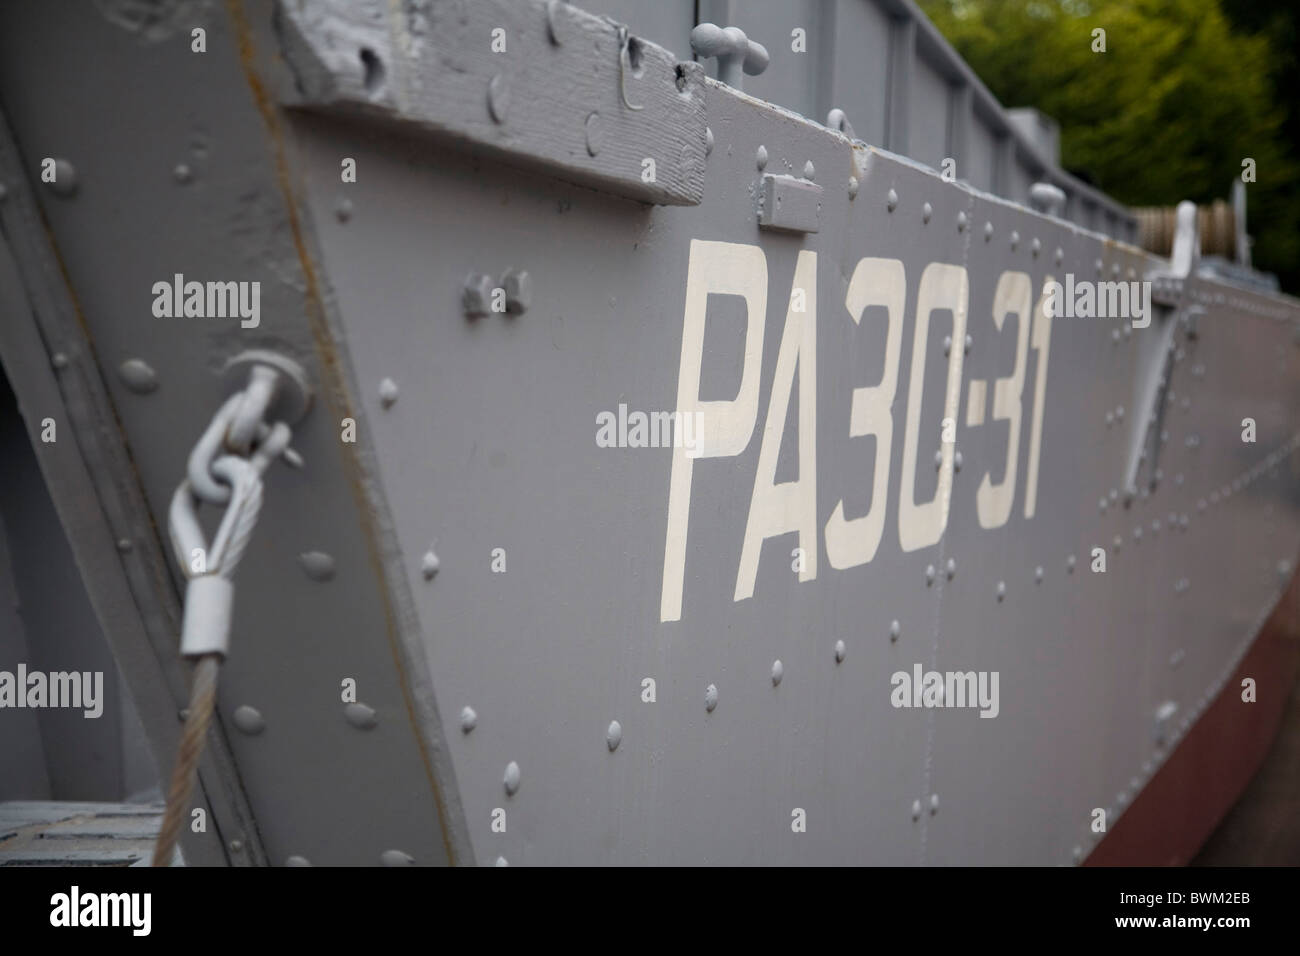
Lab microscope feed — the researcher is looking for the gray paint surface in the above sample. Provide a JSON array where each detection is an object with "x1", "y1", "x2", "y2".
[
  {"x1": 291, "y1": 71, "x2": 1300, "y2": 862},
  {"x1": 0, "y1": 0, "x2": 1295, "y2": 866}
]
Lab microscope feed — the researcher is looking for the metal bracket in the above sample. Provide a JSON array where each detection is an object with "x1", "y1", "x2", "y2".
[
  {"x1": 757, "y1": 173, "x2": 822, "y2": 234},
  {"x1": 1125, "y1": 201, "x2": 1200, "y2": 502},
  {"x1": 274, "y1": 0, "x2": 707, "y2": 206}
]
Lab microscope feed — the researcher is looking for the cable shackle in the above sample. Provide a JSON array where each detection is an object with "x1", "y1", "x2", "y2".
[
  {"x1": 168, "y1": 355, "x2": 310, "y2": 658},
  {"x1": 155, "y1": 354, "x2": 309, "y2": 866}
]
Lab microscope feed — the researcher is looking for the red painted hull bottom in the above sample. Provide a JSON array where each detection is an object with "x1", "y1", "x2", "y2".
[{"x1": 1087, "y1": 571, "x2": 1300, "y2": 865}]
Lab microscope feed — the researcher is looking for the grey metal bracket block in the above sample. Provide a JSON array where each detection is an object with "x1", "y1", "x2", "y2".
[{"x1": 274, "y1": 0, "x2": 708, "y2": 205}]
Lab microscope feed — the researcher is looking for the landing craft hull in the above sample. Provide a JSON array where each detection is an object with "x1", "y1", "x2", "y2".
[{"x1": 0, "y1": 0, "x2": 1297, "y2": 866}]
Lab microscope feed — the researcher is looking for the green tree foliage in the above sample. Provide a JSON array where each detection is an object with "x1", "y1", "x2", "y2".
[{"x1": 920, "y1": 0, "x2": 1300, "y2": 292}]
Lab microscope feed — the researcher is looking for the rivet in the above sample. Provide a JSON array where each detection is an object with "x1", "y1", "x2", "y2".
[
  {"x1": 459, "y1": 706, "x2": 477, "y2": 732},
  {"x1": 1099, "y1": 498, "x2": 1107, "y2": 513},
  {"x1": 1105, "y1": 412, "x2": 1114, "y2": 427},
  {"x1": 886, "y1": 187, "x2": 898, "y2": 212},
  {"x1": 943, "y1": 335, "x2": 952, "y2": 356},
  {"x1": 834, "y1": 639, "x2": 846, "y2": 664},
  {"x1": 911, "y1": 799, "x2": 922, "y2": 821},
  {"x1": 606, "y1": 720, "x2": 622, "y2": 751},
  {"x1": 504, "y1": 760, "x2": 521, "y2": 795},
  {"x1": 1035, "y1": 566, "x2": 1044, "y2": 583},
  {"x1": 934, "y1": 449, "x2": 942, "y2": 469},
  {"x1": 285, "y1": 855, "x2": 312, "y2": 866},
  {"x1": 421, "y1": 549, "x2": 440, "y2": 579},
  {"x1": 996, "y1": 580, "x2": 1006, "y2": 601},
  {"x1": 1133, "y1": 526, "x2": 1142, "y2": 541},
  {"x1": 48, "y1": 158, "x2": 77, "y2": 196},
  {"x1": 945, "y1": 557, "x2": 956, "y2": 579},
  {"x1": 922, "y1": 202, "x2": 932, "y2": 223},
  {"x1": 925, "y1": 564, "x2": 936, "y2": 586},
  {"x1": 983, "y1": 221, "x2": 993, "y2": 241},
  {"x1": 233, "y1": 705, "x2": 265, "y2": 736},
  {"x1": 584, "y1": 111, "x2": 602, "y2": 156},
  {"x1": 501, "y1": 268, "x2": 532, "y2": 315},
  {"x1": 847, "y1": 175, "x2": 858, "y2": 199},
  {"x1": 335, "y1": 198, "x2": 353, "y2": 222},
  {"x1": 771, "y1": 659, "x2": 783, "y2": 685},
  {"x1": 178, "y1": 708, "x2": 190, "y2": 722},
  {"x1": 1111, "y1": 329, "x2": 1120, "y2": 343},
  {"x1": 51, "y1": 352, "x2": 68, "y2": 369},
  {"x1": 929, "y1": 793, "x2": 939, "y2": 814},
  {"x1": 1109, "y1": 488, "x2": 1118, "y2": 502},
  {"x1": 380, "y1": 850, "x2": 415, "y2": 866},
  {"x1": 1054, "y1": 247, "x2": 1063, "y2": 265},
  {"x1": 953, "y1": 450, "x2": 962, "y2": 471},
  {"x1": 344, "y1": 702, "x2": 378, "y2": 730},
  {"x1": 964, "y1": 334, "x2": 972, "y2": 354},
  {"x1": 1067, "y1": 555, "x2": 1076, "y2": 573},
  {"x1": 488, "y1": 74, "x2": 510, "y2": 123},
  {"x1": 118, "y1": 358, "x2": 158, "y2": 393},
  {"x1": 705, "y1": 683, "x2": 718, "y2": 712},
  {"x1": 173, "y1": 163, "x2": 193, "y2": 184},
  {"x1": 1112, "y1": 263, "x2": 1121, "y2": 277},
  {"x1": 116, "y1": 538, "x2": 133, "y2": 553},
  {"x1": 802, "y1": 160, "x2": 815, "y2": 181},
  {"x1": 956, "y1": 211, "x2": 967, "y2": 231},
  {"x1": 545, "y1": 0, "x2": 564, "y2": 43},
  {"x1": 1010, "y1": 230, "x2": 1019, "y2": 250},
  {"x1": 889, "y1": 619, "x2": 901, "y2": 642},
  {"x1": 298, "y1": 551, "x2": 336, "y2": 581},
  {"x1": 1031, "y1": 237, "x2": 1041, "y2": 257},
  {"x1": 705, "y1": 127, "x2": 714, "y2": 156},
  {"x1": 462, "y1": 273, "x2": 494, "y2": 317},
  {"x1": 230, "y1": 839, "x2": 243, "y2": 852},
  {"x1": 756, "y1": 145, "x2": 768, "y2": 171},
  {"x1": 1115, "y1": 405, "x2": 1124, "y2": 421},
  {"x1": 378, "y1": 377, "x2": 399, "y2": 407},
  {"x1": 1113, "y1": 534, "x2": 1123, "y2": 553},
  {"x1": 495, "y1": 856, "x2": 509, "y2": 866}
]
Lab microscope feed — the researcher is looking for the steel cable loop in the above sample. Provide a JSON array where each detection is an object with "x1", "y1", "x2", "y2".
[
  {"x1": 186, "y1": 394, "x2": 243, "y2": 506},
  {"x1": 154, "y1": 394, "x2": 296, "y2": 867}
]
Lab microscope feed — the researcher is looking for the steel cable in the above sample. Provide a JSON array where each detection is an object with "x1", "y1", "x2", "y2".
[{"x1": 152, "y1": 655, "x2": 219, "y2": 867}]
